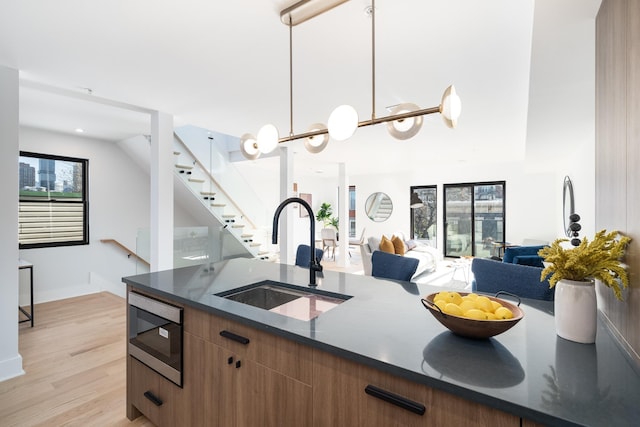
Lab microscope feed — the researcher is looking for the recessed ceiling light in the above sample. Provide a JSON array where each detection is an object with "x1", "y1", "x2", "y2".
[{"x1": 75, "y1": 128, "x2": 84, "y2": 133}]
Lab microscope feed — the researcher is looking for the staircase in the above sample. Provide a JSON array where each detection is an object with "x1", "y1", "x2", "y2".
[
  {"x1": 172, "y1": 129, "x2": 275, "y2": 262},
  {"x1": 117, "y1": 126, "x2": 276, "y2": 263}
]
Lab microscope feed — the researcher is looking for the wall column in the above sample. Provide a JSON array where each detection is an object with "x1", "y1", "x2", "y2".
[
  {"x1": 337, "y1": 163, "x2": 349, "y2": 267},
  {"x1": 0, "y1": 65, "x2": 23, "y2": 382},
  {"x1": 279, "y1": 147, "x2": 294, "y2": 265},
  {"x1": 150, "y1": 111, "x2": 174, "y2": 272}
]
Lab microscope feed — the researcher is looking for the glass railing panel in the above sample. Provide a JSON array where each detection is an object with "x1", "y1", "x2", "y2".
[
  {"x1": 174, "y1": 125, "x2": 270, "y2": 229},
  {"x1": 137, "y1": 226, "x2": 254, "y2": 273}
]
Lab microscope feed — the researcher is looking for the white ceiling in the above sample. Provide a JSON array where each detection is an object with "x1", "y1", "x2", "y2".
[{"x1": 0, "y1": 0, "x2": 602, "y2": 177}]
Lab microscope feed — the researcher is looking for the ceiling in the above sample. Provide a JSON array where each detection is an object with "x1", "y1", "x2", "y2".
[{"x1": 0, "y1": 0, "x2": 602, "y2": 177}]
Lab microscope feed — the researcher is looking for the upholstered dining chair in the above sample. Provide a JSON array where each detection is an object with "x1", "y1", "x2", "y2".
[
  {"x1": 371, "y1": 250, "x2": 419, "y2": 282},
  {"x1": 321, "y1": 228, "x2": 338, "y2": 260},
  {"x1": 295, "y1": 245, "x2": 324, "y2": 268}
]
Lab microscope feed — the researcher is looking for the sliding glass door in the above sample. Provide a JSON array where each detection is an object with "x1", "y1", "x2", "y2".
[{"x1": 444, "y1": 182, "x2": 505, "y2": 258}]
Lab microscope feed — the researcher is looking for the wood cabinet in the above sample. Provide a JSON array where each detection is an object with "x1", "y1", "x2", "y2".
[
  {"x1": 312, "y1": 351, "x2": 519, "y2": 427},
  {"x1": 183, "y1": 307, "x2": 313, "y2": 426},
  {"x1": 129, "y1": 294, "x2": 524, "y2": 427},
  {"x1": 127, "y1": 357, "x2": 181, "y2": 427}
]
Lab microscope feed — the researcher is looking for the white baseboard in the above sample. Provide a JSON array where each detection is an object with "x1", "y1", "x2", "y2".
[
  {"x1": 90, "y1": 271, "x2": 127, "y2": 299},
  {"x1": 0, "y1": 354, "x2": 24, "y2": 383}
]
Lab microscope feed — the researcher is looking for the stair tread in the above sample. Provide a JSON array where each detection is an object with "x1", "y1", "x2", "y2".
[
  {"x1": 249, "y1": 243, "x2": 261, "y2": 247},
  {"x1": 231, "y1": 224, "x2": 245, "y2": 228},
  {"x1": 241, "y1": 233, "x2": 254, "y2": 238},
  {"x1": 222, "y1": 214, "x2": 236, "y2": 218},
  {"x1": 211, "y1": 203, "x2": 226, "y2": 207},
  {"x1": 188, "y1": 178, "x2": 205, "y2": 183},
  {"x1": 175, "y1": 164, "x2": 193, "y2": 169},
  {"x1": 200, "y1": 191, "x2": 216, "y2": 195}
]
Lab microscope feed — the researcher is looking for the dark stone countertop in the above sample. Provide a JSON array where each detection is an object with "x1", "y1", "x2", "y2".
[{"x1": 123, "y1": 258, "x2": 640, "y2": 427}]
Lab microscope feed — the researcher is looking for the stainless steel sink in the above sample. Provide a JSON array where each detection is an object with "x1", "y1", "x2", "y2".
[{"x1": 215, "y1": 280, "x2": 351, "y2": 321}]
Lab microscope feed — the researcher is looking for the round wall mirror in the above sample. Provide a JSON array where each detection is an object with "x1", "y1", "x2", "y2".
[
  {"x1": 365, "y1": 192, "x2": 393, "y2": 222},
  {"x1": 563, "y1": 176, "x2": 575, "y2": 237}
]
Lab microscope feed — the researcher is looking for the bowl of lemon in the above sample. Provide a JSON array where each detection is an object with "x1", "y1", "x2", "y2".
[{"x1": 421, "y1": 291, "x2": 524, "y2": 339}]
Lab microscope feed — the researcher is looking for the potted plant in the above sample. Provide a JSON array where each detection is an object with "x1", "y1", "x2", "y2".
[
  {"x1": 316, "y1": 202, "x2": 339, "y2": 229},
  {"x1": 538, "y1": 229, "x2": 630, "y2": 344},
  {"x1": 315, "y1": 202, "x2": 333, "y2": 227}
]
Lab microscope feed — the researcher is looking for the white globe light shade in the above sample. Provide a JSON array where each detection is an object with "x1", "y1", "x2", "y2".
[
  {"x1": 440, "y1": 85, "x2": 462, "y2": 129},
  {"x1": 256, "y1": 124, "x2": 279, "y2": 153},
  {"x1": 239, "y1": 133, "x2": 260, "y2": 160},
  {"x1": 386, "y1": 103, "x2": 423, "y2": 140},
  {"x1": 304, "y1": 123, "x2": 329, "y2": 153},
  {"x1": 328, "y1": 105, "x2": 358, "y2": 141}
]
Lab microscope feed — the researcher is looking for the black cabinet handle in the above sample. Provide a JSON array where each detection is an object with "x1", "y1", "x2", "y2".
[
  {"x1": 364, "y1": 385, "x2": 425, "y2": 415},
  {"x1": 220, "y1": 330, "x2": 250, "y2": 345},
  {"x1": 144, "y1": 390, "x2": 163, "y2": 407},
  {"x1": 235, "y1": 360, "x2": 242, "y2": 369},
  {"x1": 227, "y1": 356, "x2": 234, "y2": 365}
]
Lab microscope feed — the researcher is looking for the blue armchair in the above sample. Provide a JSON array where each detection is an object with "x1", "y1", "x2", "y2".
[
  {"x1": 295, "y1": 245, "x2": 324, "y2": 268},
  {"x1": 371, "y1": 250, "x2": 419, "y2": 282},
  {"x1": 471, "y1": 257, "x2": 554, "y2": 301}
]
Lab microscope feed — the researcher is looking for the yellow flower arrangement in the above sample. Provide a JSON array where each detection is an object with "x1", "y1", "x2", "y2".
[{"x1": 538, "y1": 230, "x2": 631, "y2": 300}]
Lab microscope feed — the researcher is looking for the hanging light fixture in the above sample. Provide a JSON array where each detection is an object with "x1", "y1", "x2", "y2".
[
  {"x1": 239, "y1": 0, "x2": 462, "y2": 159},
  {"x1": 410, "y1": 192, "x2": 424, "y2": 209}
]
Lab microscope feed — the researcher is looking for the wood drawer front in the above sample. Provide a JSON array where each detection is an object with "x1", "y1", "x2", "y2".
[
  {"x1": 128, "y1": 357, "x2": 178, "y2": 427},
  {"x1": 313, "y1": 351, "x2": 519, "y2": 427},
  {"x1": 184, "y1": 307, "x2": 312, "y2": 385}
]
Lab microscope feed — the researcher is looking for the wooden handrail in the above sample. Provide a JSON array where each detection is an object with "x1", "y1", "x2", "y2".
[{"x1": 100, "y1": 239, "x2": 150, "y2": 267}]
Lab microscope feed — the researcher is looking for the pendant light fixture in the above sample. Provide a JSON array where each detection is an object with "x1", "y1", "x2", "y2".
[
  {"x1": 410, "y1": 192, "x2": 424, "y2": 209},
  {"x1": 239, "y1": 0, "x2": 462, "y2": 159}
]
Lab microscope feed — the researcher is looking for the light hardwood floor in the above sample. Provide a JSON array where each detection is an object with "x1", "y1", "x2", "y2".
[{"x1": 0, "y1": 292, "x2": 153, "y2": 427}]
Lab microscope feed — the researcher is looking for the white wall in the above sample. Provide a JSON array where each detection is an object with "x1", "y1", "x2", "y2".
[
  {"x1": 0, "y1": 65, "x2": 22, "y2": 381},
  {"x1": 18, "y1": 127, "x2": 199, "y2": 302}
]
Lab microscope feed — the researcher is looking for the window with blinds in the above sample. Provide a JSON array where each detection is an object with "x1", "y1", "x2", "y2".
[{"x1": 19, "y1": 152, "x2": 89, "y2": 249}]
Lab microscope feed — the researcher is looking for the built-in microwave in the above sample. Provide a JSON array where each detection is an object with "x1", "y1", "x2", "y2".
[{"x1": 128, "y1": 291, "x2": 183, "y2": 387}]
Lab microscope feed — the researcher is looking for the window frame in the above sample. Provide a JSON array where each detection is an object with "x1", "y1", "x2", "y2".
[
  {"x1": 19, "y1": 151, "x2": 89, "y2": 249},
  {"x1": 410, "y1": 185, "x2": 437, "y2": 246},
  {"x1": 443, "y1": 181, "x2": 505, "y2": 258}
]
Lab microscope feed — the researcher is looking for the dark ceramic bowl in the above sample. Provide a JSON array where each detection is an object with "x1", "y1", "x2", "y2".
[{"x1": 421, "y1": 292, "x2": 524, "y2": 339}]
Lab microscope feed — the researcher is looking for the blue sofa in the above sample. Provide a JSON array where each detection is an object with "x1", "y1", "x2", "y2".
[
  {"x1": 503, "y1": 245, "x2": 546, "y2": 267},
  {"x1": 471, "y1": 257, "x2": 554, "y2": 301}
]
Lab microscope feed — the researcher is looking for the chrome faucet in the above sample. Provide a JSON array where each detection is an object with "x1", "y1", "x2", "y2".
[{"x1": 272, "y1": 197, "x2": 323, "y2": 287}]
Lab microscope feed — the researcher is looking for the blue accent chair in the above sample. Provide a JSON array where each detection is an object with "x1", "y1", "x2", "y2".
[
  {"x1": 371, "y1": 250, "x2": 419, "y2": 282},
  {"x1": 295, "y1": 245, "x2": 324, "y2": 268},
  {"x1": 471, "y1": 257, "x2": 554, "y2": 301},
  {"x1": 503, "y1": 245, "x2": 546, "y2": 268}
]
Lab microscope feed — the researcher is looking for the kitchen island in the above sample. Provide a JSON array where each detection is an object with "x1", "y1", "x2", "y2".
[{"x1": 123, "y1": 258, "x2": 640, "y2": 427}]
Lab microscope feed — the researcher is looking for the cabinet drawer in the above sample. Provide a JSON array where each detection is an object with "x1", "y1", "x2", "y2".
[
  {"x1": 128, "y1": 356, "x2": 179, "y2": 427},
  {"x1": 184, "y1": 307, "x2": 313, "y2": 385},
  {"x1": 313, "y1": 351, "x2": 519, "y2": 427}
]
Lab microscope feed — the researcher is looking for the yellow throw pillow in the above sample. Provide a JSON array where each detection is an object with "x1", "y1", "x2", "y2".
[
  {"x1": 391, "y1": 235, "x2": 406, "y2": 255},
  {"x1": 379, "y1": 235, "x2": 395, "y2": 254}
]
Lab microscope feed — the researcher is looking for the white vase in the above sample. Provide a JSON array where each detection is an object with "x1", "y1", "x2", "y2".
[{"x1": 554, "y1": 278, "x2": 597, "y2": 344}]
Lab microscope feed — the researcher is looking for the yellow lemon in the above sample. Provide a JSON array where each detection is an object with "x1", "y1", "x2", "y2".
[
  {"x1": 485, "y1": 312, "x2": 498, "y2": 320},
  {"x1": 464, "y1": 293, "x2": 479, "y2": 300},
  {"x1": 474, "y1": 296, "x2": 493, "y2": 313},
  {"x1": 458, "y1": 300, "x2": 476, "y2": 313},
  {"x1": 447, "y1": 291, "x2": 463, "y2": 305},
  {"x1": 434, "y1": 299, "x2": 447, "y2": 312},
  {"x1": 490, "y1": 300, "x2": 503, "y2": 313},
  {"x1": 443, "y1": 303, "x2": 464, "y2": 317},
  {"x1": 494, "y1": 307, "x2": 514, "y2": 319},
  {"x1": 434, "y1": 291, "x2": 450, "y2": 303},
  {"x1": 463, "y1": 309, "x2": 488, "y2": 320}
]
